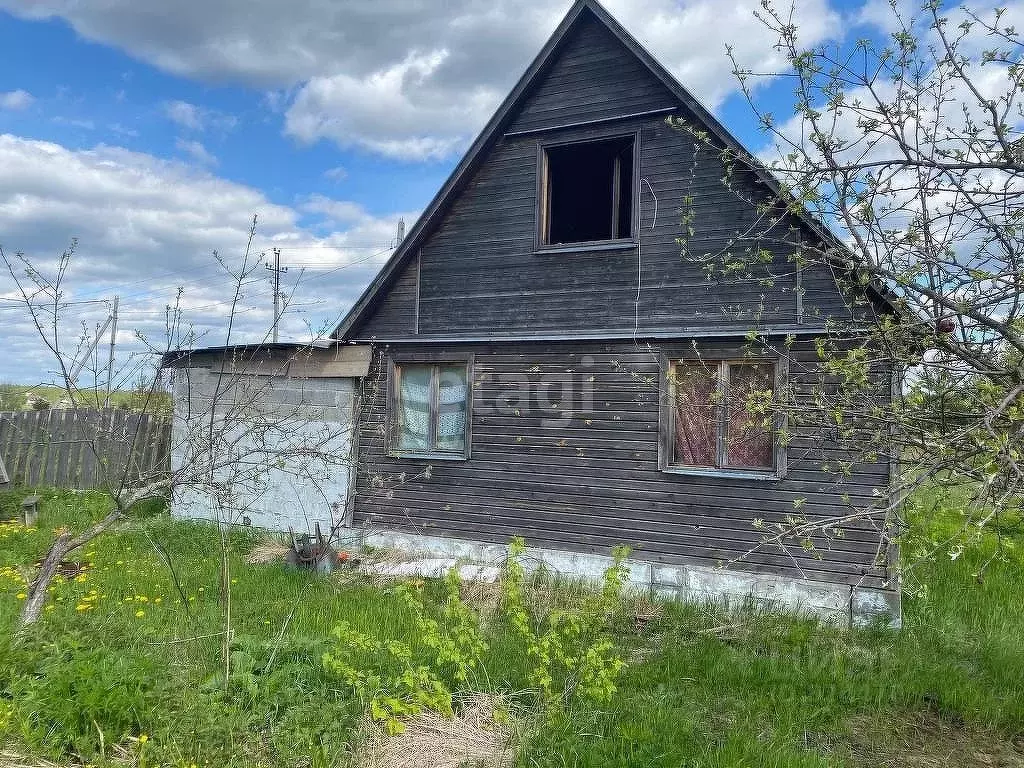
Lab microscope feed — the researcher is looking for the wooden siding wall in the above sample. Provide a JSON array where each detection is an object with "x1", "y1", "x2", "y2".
[
  {"x1": 354, "y1": 340, "x2": 892, "y2": 589},
  {"x1": 505, "y1": 12, "x2": 676, "y2": 134},
  {"x1": 350, "y1": 12, "x2": 859, "y2": 341},
  {"x1": 0, "y1": 409, "x2": 171, "y2": 490}
]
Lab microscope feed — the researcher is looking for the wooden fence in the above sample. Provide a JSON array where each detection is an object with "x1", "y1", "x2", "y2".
[{"x1": 0, "y1": 409, "x2": 171, "y2": 489}]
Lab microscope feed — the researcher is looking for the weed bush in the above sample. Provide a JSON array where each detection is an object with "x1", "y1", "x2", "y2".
[
  {"x1": 322, "y1": 569, "x2": 487, "y2": 734},
  {"x1": 1, "y1": 632, "x2": 170, "y2": 757},
  {"x1": 501, "y1": 538, "x2": 629, "y2": 710},
  {"x1": 322, "y1": 541, "x2": 632, "y2": 733}
]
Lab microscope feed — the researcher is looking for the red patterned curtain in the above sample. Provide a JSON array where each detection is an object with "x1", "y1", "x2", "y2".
[
  {"x1": 725, "y1": 363, "x2": 775, "y2": 469},
  {"x1": 673, "y1": 363, "x2": 718, "y2": 467}
]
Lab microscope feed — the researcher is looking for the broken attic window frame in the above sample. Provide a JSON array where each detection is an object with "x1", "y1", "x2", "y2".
[{"x1": 536, "y1": 132, "x2": 638, "y2": 249}]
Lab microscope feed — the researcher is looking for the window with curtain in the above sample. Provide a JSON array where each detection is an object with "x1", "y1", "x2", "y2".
[
  {"x1": 669, "y1": 359, "x2": 777, "y2": 473},
  {"x1": 392, "y1": 362, "x2": 469, "y2": 457}
]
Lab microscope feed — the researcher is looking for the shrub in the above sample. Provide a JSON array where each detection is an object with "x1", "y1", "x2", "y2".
[
  {"x1": 501, "y1": 538, "x2": 628, "y2": 711},
  {"x1": 322, "y1": 569, "x2": 487, "y2": 735}
]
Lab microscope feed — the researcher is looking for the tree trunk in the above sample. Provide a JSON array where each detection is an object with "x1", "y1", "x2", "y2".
[
  {"x1": 18, "y1": 507, "x2": 124, "y2": 629},
  {"x1": 20, "y1": 531, "x2": 72, "y2": 627}
]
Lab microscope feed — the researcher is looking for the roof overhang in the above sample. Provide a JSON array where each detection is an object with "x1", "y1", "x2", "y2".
[{"x1": 161, "y1": 342, "x2": 372, "y2": 378}]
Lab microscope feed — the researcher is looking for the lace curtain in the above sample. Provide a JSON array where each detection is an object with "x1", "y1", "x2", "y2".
[
  {"x1": 396, "y1": 363, "x2": 467, "y2": 453},
  {"x1": 673, "y1": 361, "x2": 775, "y2": 470}
]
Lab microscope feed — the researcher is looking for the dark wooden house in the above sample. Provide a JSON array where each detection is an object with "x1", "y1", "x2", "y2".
[{"x1": 333, "y1": 0, "x2": 899, "y2": 625}]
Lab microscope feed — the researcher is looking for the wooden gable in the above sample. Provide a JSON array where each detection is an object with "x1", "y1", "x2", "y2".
[
  {"x1": 504, "y1": 12, "x2": 677, "y2": 136},
  {"x1": 339, "y1": 1, "x2": 876, "y2": 342}
]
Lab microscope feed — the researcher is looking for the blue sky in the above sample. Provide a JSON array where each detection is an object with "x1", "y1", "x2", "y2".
[{"x1": 0, "y1": 0, "x2": 904, "y2": 385}]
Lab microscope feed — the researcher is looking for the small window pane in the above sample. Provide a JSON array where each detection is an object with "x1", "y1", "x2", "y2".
[
  {"x1": 725, "y1": 363, "x2": 775, "y2": 469},
  {"x1": 672, "y1": 362, "x2": 719, "y2": 467},
  {"x1": 396, "y1": 365, "x2": 431, "y2": 452},
  {"x1": 435, "y1": 364, "x2": 468, "y2": 453}
]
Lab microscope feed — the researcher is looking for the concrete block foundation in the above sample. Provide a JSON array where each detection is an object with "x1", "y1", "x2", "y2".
[{"x1": 352, "y1": 528, "x2": 901, "y2": 628}]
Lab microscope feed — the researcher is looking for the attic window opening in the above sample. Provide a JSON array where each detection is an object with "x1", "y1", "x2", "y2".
[{"x1": 540, "y1": 135, "x2": 635, "y2": 246}]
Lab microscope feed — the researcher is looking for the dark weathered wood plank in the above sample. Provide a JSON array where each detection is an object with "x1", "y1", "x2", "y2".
[{"x1": 352, "y1": 340, "x2": 892, "y2": 589}]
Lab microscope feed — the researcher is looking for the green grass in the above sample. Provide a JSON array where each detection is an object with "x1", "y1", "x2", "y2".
[
  {"x1": 0, "y1": 383, "x2": 172, "y2": 414},
  {"x1": 0, "y1": 486, "x2": 1021, "y2": 767}
]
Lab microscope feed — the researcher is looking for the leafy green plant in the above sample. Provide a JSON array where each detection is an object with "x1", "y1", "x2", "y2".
[
  {"x1": 322, "y1": 571, "x2": 487, "y2": 735},
  {"x1": 501, "y1": 537, "x2": 628, "y2": 711},
  {"x1": 2, "y1": 634, "x2": 168, "y2": 759},
  {"x1": 396, "y1": 568, "x2": 488, "y2": 686}
]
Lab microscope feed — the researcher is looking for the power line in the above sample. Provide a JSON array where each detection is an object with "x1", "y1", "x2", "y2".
[{"x1": 3, "y1": 240, "x2": 396, "y2": 306}]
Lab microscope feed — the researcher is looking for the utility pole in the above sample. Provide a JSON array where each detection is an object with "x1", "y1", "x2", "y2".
[
  {"x1": 396, "y1": 218, "x2": 406, "y2": 245},
  {"x1": 68, "y1": 297, "x2": 117, "y2": 403},
  {"x1": 104, "y1": 296, "x2": 118, "y2": 407},
  {"x1": 266, "y1": 247, "x2": 287, "y2": 344}
]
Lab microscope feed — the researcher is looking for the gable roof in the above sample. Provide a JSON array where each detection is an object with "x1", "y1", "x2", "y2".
[{"x1": 333, "y1": 0, "x2": 892, "y2": 341}]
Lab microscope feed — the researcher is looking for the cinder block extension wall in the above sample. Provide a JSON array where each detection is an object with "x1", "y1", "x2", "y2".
[{"x1": 166, "y1": 345, "x2": 368, "y2": 534}]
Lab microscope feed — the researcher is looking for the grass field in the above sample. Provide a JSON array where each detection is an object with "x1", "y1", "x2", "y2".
[
  {"x1": 0, "y1": 384, "x2": 172, "y2": 414},
  {"x1": 0, "y1": 487, "x2": 1021, "y2": 767}
]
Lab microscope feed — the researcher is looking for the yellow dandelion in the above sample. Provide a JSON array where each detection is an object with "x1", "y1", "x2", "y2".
[
  {"x1": 138, "y1": 734, "x2": 149, "y2": 743},
  {"x1": 135, "y1": 610, "x2": 145, "y2": 618},
  {"x1": 15, "y1": 592, "x2": 27, "y2": 600}
]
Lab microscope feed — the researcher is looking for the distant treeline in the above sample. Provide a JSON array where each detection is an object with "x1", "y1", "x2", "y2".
[{"x1": 0, "y1": 384, "x2": 172, "y2": 415}]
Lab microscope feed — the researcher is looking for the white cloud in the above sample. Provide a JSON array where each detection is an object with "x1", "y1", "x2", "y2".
[
  {"x1": 0, "y1": 0, "x2": 841, "y2": 160},
  {"x1": 163, "y1": 99, "x2": 238, "y2": 132},
  {"x1": 284, "y1": 50, "x2": 498, "y2": 160},
  {"x1": 0, "y1": 89, "x2": 34, "y2": 110},
  {"x1": 52, "y1": 116, "x2": 96, "y2": 131},
  {"x1": 0, "y1": 134, "x2": 413, "y2": 382},
  {"x1": 163, "y1": 99, "x2": 203, "y2": 129},
  {"x1": 175, "y1": 138, "x2": 218, "y2": 166},
  {"x1": 605, "y1": 0, "x2": 841, "y2": 109},
  {"x1": 854, "y1": 0, "x2": 920, "y2": 34},
  {"x1": 301, "y1": 195, "x2": 371, "y2": 225},
  {"x1": 323, "y1": 165, "x2": 347, "y2": 181}
]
